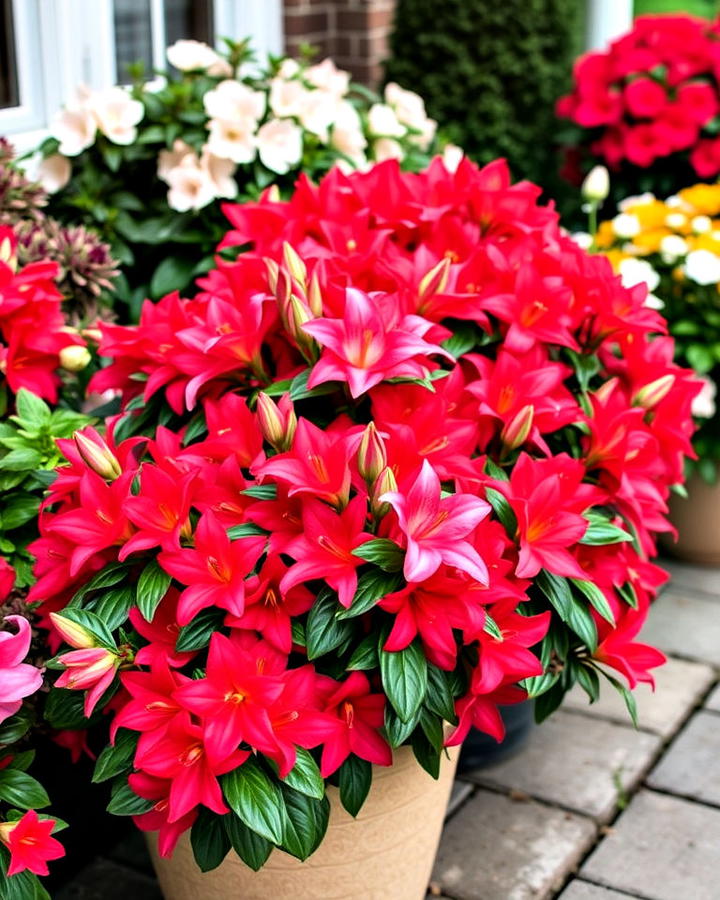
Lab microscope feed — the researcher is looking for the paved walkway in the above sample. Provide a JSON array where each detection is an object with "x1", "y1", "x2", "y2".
[{"x1": 57, "y1": 559, "x2": 720, "y2": 899}]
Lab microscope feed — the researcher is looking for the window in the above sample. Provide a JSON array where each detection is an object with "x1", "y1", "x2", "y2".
[{"x1": 0, "y1": 0, "x2": 283, "y2": 149}]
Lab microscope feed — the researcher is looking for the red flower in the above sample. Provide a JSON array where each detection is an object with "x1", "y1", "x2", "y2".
[
  {"x1": 0, "y1": 810, "x2": 64, "y2": 877},
  {"x1": 624, "y1": 77, "x2": 667, "y2": 118},
  {"x1": 129, "y1": 772, "x2": 198, "y2": 858}
]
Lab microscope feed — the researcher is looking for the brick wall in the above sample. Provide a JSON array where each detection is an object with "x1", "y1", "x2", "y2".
[{"x1": 283, "y1": 0, "x2": 396, "y2": 88}]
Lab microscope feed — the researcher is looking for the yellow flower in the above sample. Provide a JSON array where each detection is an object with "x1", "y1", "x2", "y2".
[{"x1": 677, "y1": 184, "x2": 720, "y2": 217}]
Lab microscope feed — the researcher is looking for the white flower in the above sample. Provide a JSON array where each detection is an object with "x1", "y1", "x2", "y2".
[
  {"x1": 665, "y1": 212, "x2": 687, "y2": 230},
  {"x1": 268, "y1": 77, "x2": 306, "y2": 119},
  {"x1": 35, "y1": 154, "x2": 72, "y2": 193},
  {"x1": 373, "y1": 137, "x2": 404, "y2": 163},
  {"x1": 691, "y1": 215, "x2": 712, "y2": 234},
  {"x1": 165, "y1": 152, "x2": 216, "y2": 211},
  {"x1": 442, "y1": 144, "x2": 464, "y2": 173},
  {"x1": 367, "y1": 104, "x2": 406, "y2": 138},
  {"x1": 571, "y1": 231, "x2": 594, "y2": 250},
  {"x1": 659, "y1": 234, "x2": 689, "y2": 261},
  {"x1": 167, "y1": 40, "x2": 232, "y2": 76},
  {"x1": 330, "y1": 101, "x2": 367, "y2": 164},
  {"x1": 305, "y1": 59, "x2": 350, "y2": 98},
  {"x1": 611, "y1": 213, "x2": 641, "y2": 239},
  {"x1": 692, "y1": 376, "x2": 717, "y2": 419},
  {"x1": 277, "y1": 59, "x2": 301, "y2": 80},
  {"x1": 644, "y1": 293, "x2": 664, "y2": 310},
  {"x1": 90, "y1": 87, "x2": 144, "y2": 145},
  {"x1": 618, "y1": 257, "x2": 660, "y2": 292},
  {"x1": 684, "y1": 249, "x2": 720, "y2": 285},
  {"x1": 383, "y1": 82, "x2": 435, "y2": 149},
  {"x1": 50, "y1": 105, "x2": 96, "y2": 157},
  {"x1": 581, "y1": 165, "x2": 610, "y2": 202},
  {"x1": 618, "y1": 192, "x2": 655, "y2": 211},
  {"x1": 665, "y1": 195, "x2": 684, "y2": 208},
  {"x1": 206, "y1": 118, "x2": 256, "y2": 164},
  {"x1": 157, "y1": 139, "x2": 195, "y2": 182},
  {"x1": 204, "y1": 80, "x2": 265, "y2": 124},
  {"x1": 200, "y1": 149, "x2": 237, "y2": 199},
  {"x1": 298, "y1": 90, "x2": 340, "y2": 141},
  {"x1": 256, "y1": 119, "x2": 303, "y2": 174}
]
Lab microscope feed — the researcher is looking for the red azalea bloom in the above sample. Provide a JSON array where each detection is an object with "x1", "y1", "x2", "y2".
[
  {"x1": 129, "y1": 588, "x2": 195, "y2": 669},
  {"x1": 318, "y1": 672, "x2": 391, "y2": 776},
  {"x1": 0, "y1": 810, "x2": 65, "y2": 877},
  {"x1": 130, "y1": 772, "x2": 198, "y2": 858},
  {"x1": 158, "y1": 512, "x2": 266, "y2": 625},
  {"x1": 172, "y1": 633, "x2": 285, "y2": 764},
  {"x1": 381, "y1": 459, "x2": 491, "y2": 584},
  {"x1": 120, "y1": 466, "x2": 197, "y2": 559},
  {"x1": 594, "y1": 606, "x2": 667, "y2": 689}
]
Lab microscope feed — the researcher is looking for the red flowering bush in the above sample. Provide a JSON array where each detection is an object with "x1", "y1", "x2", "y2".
[
  {"x1": 557, "y1": 15, "x2": 720, "y2": 196},
  {"x1": 30, "y1": 156, "x2": 698, "y2": 871}
]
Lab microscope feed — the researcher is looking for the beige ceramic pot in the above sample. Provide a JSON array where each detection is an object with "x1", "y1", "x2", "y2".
[
  {"x1": 665, "y1": 472, "x2": 720, "y2": 565},
  {"x1": 148, "y1": 744, "x2": 459, "y2": 900}
]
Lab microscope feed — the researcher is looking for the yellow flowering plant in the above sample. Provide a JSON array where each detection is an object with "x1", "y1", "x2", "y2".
[{"x1": 589, "y1": 182, "x2": 720, "y2": 481}]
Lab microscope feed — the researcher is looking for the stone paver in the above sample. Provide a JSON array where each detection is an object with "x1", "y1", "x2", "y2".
[
  {"x1": 56, "y1": 858, "x2": 162, "y2": 900},
  {"x1": 462, "y1": 711, "x2": 661, "y2": 822},
  {"x1": 663, "y1": 559, "x2": 720, "y2": 598},
  {"x1": 639, "y1": 586, "x2": 720, "y2": 665},
  {"x1": 431, "y1": 788, "x2": 596, "y2": 900},
  {"x1": 564, "y1": 656, "x2": 714, "y2": 737},
  {"x1": 647, "y1": 710, "x2": 720, "y2": 805},
  {"x1": 581, "y1": 790, "x2": 720, "y2": 900},
  {"x1": 704, "y1": 683, "x2": 720, "y2": 711},
  {"x1": 558, "y1": 881, "x2": 635, "y2": 899}
]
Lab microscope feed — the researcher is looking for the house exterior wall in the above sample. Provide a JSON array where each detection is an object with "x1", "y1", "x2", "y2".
[{"x1": 283, "y1": 0, "x2": 396, "y2": 87}]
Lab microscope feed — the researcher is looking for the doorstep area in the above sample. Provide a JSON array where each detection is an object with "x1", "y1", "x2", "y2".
[{"x1": 57, "y1": 559, "x2": 720, "y2": 900}]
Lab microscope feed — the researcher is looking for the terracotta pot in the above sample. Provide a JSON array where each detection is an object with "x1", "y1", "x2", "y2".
[
  {"x1": 665, "y1": 472, "x2": 720, "y2": 565},
  {"x1": 148, "y1": 745, "x2": 459, "y2": 900}
]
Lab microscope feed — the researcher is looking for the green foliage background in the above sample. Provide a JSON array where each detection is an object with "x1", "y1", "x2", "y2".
[{"x1": 385, "y1": 0, "x2": 583, "y2": 205}]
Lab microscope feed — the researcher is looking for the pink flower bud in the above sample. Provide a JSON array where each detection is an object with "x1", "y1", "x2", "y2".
[
  {"x1": 418, "y1": 257, "x2": 450, "y2": 304},
  {"x1": 256, "y1": 392, "x2": 297, "y2": 451},
  {"x1": 500, "y1": 404, "x2": 535, "y2": 452},
  {"x1": 282, "y1": 242, "x2": 307, "y2": 286},
  {"x1": 307, "y1": 270, "x2": 323, "y2": 317},
  {"x1": 55, "y1": 647, "x2": 117, "y2": 690},
  {"x1": 49, "y1": 612, "x2": 98, "y2": 649},
  {"x1": 371, "y1": 466, "x2": 397, "y2": 518},
  {"x1": 73, "y1": 429, "x2": 122, "y2": 480},
  {"x1": 357, "y1": 423, "x2": 387, "y2": 484},
  {"x1": 632, "y1": 374, "x2": 675, "y2": 409}
]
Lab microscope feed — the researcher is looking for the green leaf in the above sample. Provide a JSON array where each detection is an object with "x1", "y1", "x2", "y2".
[
  {"x1": 54, "y1": 607, "x2": 116, "y2": 649},
  {"x1": 580, "y1": 514, "x2": 633, "y2": 546},
  {"x1": 107, "y1": 778, "x2": 154, "y2": 816},
  {"x1": 0, "y1": 448, "x2": 43, "y2": 471},
  {"x1": 351, "y1": 539, "x2": 405, "y2": 572},
  {"x1": 380, "y1": 640, "x2": 428, "y2": 723},
  {"x1": 278, "y1": 748, "x2": 324, "y2": 800},
  {"x1": 191, "y1": 809, "x2": 231, "y2": 872},
  {"x1": 240, "y1": 484, "x2": 277, "y2": 500},
  {"x1": 0, "y1": 496, "x2": 39, "y2": 531},
  {"x1": 288, "y1": 369, "x2": 339, "y2": 401},
  {"x1": 346, "y1": 633, "x2": 379, "y2": 671},
  {"x1": 534, "y1": 681, "x2": 564, "y2": 723},
  {"x1": 176, "y1": 608, "x2": 225, "y2": 652},
  {"x1": 570, "y1": 578, "x2": 615, "y2": 625},
  {"x1": 226, "y1": 522, "x2": 268, "y2": 539},
  {"x1": 523, "y1": 670, "x2": 560, "y2": 698},
  {"x1": 338, "y1": 754, "x2": 372, "y2": 817},
  {"x1": 70, "y1": 562, "x2": 130, "y2": 605},
  {"x1": 14, "y1": 390, "x2": 51, "y2": 426},
  {"x1": 384, "y1": 706, "x2": 420, "y2": 747},
  {"x1": 150, "y1": 255, "x2": 197, "y2": 299},
  {"x1": 136, "y1": 560, "x2": 172, "y2": 622},
  {"x1": 0, "y1": 854, "x2": 51, "y2": 900},
  {"x1": 566, "y1": 349, "x2": 600, "y2": 393},
  {"x1": 411, "y1": 727, "x2": 441, "y2": 778},
  {"x1": 92, "y1": 729, "x2": 137, "y2": 783},
  {"x1": 0, "y1": 771, "x2": 49, "y2": 809},
  {"x1": 222, "y1": 760, "x2": 286, "y2": 844},
  {"x1": 425, "y1": 664, "x2": 458, "y2": 723},
  {"x1": 305, "y1": 591, "x2": 354, "y2": 660},
  {"x1": 0, "y1": 708, "x2": 33, "y2": 745},
  {"x1": 337, "y1": 568, "x2": 402, "y2": 619},
  {"x1": 536, "y1": 569, "x2": 573, "y2": 620},
  {"x1": 576, "y1": 664, "x2": 600, "y2": 703},
  {"x1": 279, "y1": 786, "x2": 330, "y2": 861},
  {"x1": 90, "y1": 586, "x2": 136, "y2": 631},
  {"x1": 567, "y1": 599, "x2": 598, "y2": 652},
  {"x1": 484, "y1": 486, "x2": 517, "y2": 536},
  {"x1": 224, "y1": 813, "x2": 272, "y2": 871}
]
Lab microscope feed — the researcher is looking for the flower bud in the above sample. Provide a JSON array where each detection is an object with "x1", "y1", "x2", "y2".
[
  {"x1": 289, "y1": 295, "x2": 318, "y2": 361},
  {"x1": 264, "y1": 258, "x2": 280, "y2": 295},
  {"x1": 357, "y1": 423, "x2": 387, "y2": 484},
  {"x1": 73, "y1": 429, "x2": 122, "y2": 480},
  {"x1": 371, "y1": 466, "x2": 397, "y2": 519},
  {"x1": 418, "y1": 257, "x2": 451, "y2": 303},
  {"x1": 282, "y1": 242, "x2": 307, "y2": 287},
  {"x1": 50, "y1": 612, "x2": 98, "y2": 649},
  {"x1": 57, "y1": 647, "x2": 117, "y2": 689},
  {"x1": 256, "y1": 391, "x2": 297, "y2": 451},
  {"x1": 59, "y1": 345, "x2": 91, "y2": 372},
  {"x1": 632, "y1": 374, "x2": 675, "y2": 409},
  {"x1": 0, "y1": 234, "x2": 17, "y2": 271},
  {"x1": 581, "y1": 165, "x2": 610, "y2": 203},
  {"x1": 307, "y1": 270, "x2": 323, "y2": 317},
  {"x1": 500, "y1": 404, "x2": 535, "y2": 452}
]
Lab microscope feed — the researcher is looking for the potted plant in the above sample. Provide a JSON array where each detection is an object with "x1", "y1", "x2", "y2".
[
  {"x1": 31, "y1": 39, "x2": 437, "y2": 318},
  {"x1": 589, "y1": 180, "x2": 720, "y2": 563},
  {"x1": 24, "y1": 155, "x2": 697, "y2": 899},
  {"x1": 556, "y1": 14, "x2": 720, "y2": 208}
]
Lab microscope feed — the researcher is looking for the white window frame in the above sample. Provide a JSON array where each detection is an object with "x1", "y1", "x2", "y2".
[{"x1": 1, "y1": 0, "x2": 283, "y2": 152}]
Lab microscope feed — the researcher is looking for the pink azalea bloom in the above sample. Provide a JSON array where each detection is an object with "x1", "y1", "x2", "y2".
[
  {"x1": 302, "y1": 287, "x2": 452, "y2": 398},
  {"x1": 55, "y1": 647, "x2": 119, "y2": 717},
  {"x1": 0, "y1": 616, "x2": 43, "y2": 724},
  {"x1": 380, "y1": 459, "x2": 491, "y2": 584}
]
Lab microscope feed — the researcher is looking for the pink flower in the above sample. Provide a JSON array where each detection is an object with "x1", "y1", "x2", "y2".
[
  {"x1": 0, "y1": 810, "x2": 64, "y2": 877},
  {"x1": 381, "y1": 459, "x2": 491, "y2": 584},
  {"x1": 0, "y1": 616, "x2": 43, "y2": 724},
  {"x1": 55, "y1": 647, "x2": 119, "y2": 717}
]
